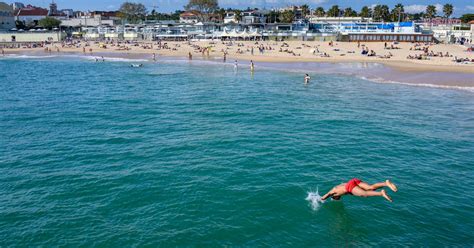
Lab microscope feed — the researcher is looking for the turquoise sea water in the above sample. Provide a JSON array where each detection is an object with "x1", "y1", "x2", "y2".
[{"x1": 1, "y1": 57, "x2": 473, "y2": 246}]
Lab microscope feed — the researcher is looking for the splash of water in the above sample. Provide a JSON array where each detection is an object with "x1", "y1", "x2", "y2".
[{"x1": 306, "y1": 188, "x2": 325, "y2": 211}]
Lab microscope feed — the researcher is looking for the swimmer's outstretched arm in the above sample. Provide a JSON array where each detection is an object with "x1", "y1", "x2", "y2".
[{"x1": 321, "y1": 189, "x2": 335, "y2": 201}]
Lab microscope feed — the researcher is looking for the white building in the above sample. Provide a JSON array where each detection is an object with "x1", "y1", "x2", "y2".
[
  {"x1": 60, "y1": 15, "x2": 114, "y2": 27},
  {"x1": 179, "y1": 11, "x2": 200, "y2": 24},
  {"x1": 0, "y1": 2, "x2": 15, "y2": 31},
  {"x1": 224, "y1": 12, "x2": 238, "y2": 24},
  {"x1": 11, "y1": 2, "x2": 24, "y2": 10},
  {"x1": 309, "y1": 16, "x2": 373, "y2": 24},
  {"x1": 14, "y1": 5, "x2": 48, "y2": 24},
  {"x1": 241, "y1": 10, "x2": 266, "y2": 24}
]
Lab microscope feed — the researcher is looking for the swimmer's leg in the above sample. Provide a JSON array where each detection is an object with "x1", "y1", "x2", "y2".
[
  {"x1": 358, "y1": 182, "x2": 387, "y2": 191},
  {"x1": 351, "y1": 186, "x2": 392, "y2": 202},
  {"x1": 358, "y1": 180, "x2": 398, "y2": 192}
]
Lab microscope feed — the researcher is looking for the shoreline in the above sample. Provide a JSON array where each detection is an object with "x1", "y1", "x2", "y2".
[{"x1": 3, "y1": 49, "x2": 474, "y2": 91}]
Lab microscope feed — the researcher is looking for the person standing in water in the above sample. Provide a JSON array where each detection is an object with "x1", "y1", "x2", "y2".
[
  {"x1": 321, "y1": 178, "x2": 398, "y2": 202},
  {"x1": 250, "y1": 60, "x2": 255, "y2": 71},
  {"x1": 1, "y1": 48, "x2": 4, "y2": 57},
  {"x1": 153, "y1": 53, "x2": 156, "y2": 61},
  {"x1": 304, "y1": 74, "x2": 311, "y2": 84},
  {"x1": 188, "y1": 52, "x2": 192, "y2": 60},
  {"x1": 234, "y1": 60, "x2": 238, "y2": 70}
]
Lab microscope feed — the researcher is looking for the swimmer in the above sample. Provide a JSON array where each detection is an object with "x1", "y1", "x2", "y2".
[
  {"x1": 234, "y1": 60, "x2": 238, "y2": 70},
  {"x1": 250, "y1": 60, "x2": 255, "y2": 71},
  {"x1": 304, "y1": 74, "x2": 311, "y2": 84},
  {"x1": 101, "y1": 56, "x2": 105, "y2": 62},
  {"x1": 321, "y1": 178, "x2": 398, "y2": 202}
]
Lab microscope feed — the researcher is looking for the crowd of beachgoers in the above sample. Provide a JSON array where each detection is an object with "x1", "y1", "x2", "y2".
[{"x1": 1, "y1": 38, "x2": 473, "y2": 70}]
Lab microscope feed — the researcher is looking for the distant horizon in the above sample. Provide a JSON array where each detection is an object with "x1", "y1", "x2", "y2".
[{"x1": 4, "y1": 0, "x2": 474, "y2": 17}]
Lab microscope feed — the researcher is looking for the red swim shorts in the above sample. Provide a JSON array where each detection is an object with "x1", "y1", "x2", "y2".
[{"x1": 345, "y1": 178, "x2": 362, "y2": 194}]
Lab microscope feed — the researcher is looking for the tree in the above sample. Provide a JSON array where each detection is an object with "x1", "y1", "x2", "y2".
[
  {"x1": 266, "y1": 10, "x2": 280, "y2": 23},
  {"x1": 234, "y1": 9, "x2": 242, "y2": 22},
  {"x1": 185, "y1": 0, "x2": 218, "y2": 14},
  {"x1": 280, "y1": 10, "x2": 295, "y2": 23},
  {"x1": 359, "y1": 6, "x2": 371, "y2": 18},
  {"x1": 314, "y1": 7, "x2": 325, "y2": 17},
  {"x1": 373, "y1": 5, "x2": 390, "y2": 21},
  {"x1": 15, "y1": 20, "x2": 26, "y2": 29},
  {"x1": 343, "y1": 7, "x2": 357, "y2": 17},
  {"x1": 460, "y1": 13, "x2": 474, "y2": 23},
  {"x1": 215, "y1": 7, "x2": 226, "y2": 20},
  {"x1": 391, "y1": 3, "x2": 404, "y2": 22},
  {"x1": 327, "y1": 5, "x2": 340, "y2": 17},
  {"x1": 443, "y1": 4, "x2": 453, "y2": 19},
  {"x1": 119, "y1": 2, "x2": 147, "y2": 23},
  {"x1": 425, "y1": 5, "x2": 437, "y2": 19},
  {"x1": 301, "y1": 4, "x2": 310, "y2": 17},
  {"x1": 38, "y1": 17, "x2": 61, "y2": 29}
]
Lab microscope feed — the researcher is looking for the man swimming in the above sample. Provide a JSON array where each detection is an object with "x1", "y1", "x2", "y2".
[
  {"x1": 304, "y1": 74, "x2": 311, "y2": 84},
  {"x1": 321, "y1": 178, "x2": 398, "y2": 202}
]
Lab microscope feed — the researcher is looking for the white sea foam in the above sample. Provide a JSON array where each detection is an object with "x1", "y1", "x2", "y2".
[
  {"x1": 306, "y1": 188, "x2": 325, "y2": 211},
  {"x1": 359, "y1": 76, "x2": 474, "y2": 93},
  {"x1": 82, "y1": 56, "x2": 148, "y2": 62},
  {"x1": 4, "y1": 54, "x2": 58, "y2": 59}
]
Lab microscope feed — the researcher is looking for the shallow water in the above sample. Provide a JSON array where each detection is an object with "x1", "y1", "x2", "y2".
[{"x1": 1, "y1": 57, "x2": 473, "y2": 246}]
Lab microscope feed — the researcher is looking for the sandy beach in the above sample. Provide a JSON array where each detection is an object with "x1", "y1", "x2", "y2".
[{"x1": 4, "y1": 40, "x2": 473, "y2": 71}]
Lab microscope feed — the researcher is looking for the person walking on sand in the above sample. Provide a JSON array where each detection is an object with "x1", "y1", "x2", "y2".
[
  {"x1": 321, "y1": 178, "x2": 398, "y2": 202},
  {"x1": 304, "y1": 74, "x2": 311, "y2": 84}
]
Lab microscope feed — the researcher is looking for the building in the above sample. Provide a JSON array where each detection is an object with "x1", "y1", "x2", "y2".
[
  {"x1": 60, "y1": 14, "x2": 116, "y2": 28},
  {"x1": 0, "y1": 2, "x2": 15, "y2": 31},
  {"x1": 180, "y1": 11, "x2": 200, "y2": 24},
  {"x1": 241, "y1": 10, "x2": 266, "y2": 24},
  {"x1": 338, "y1": 22, "x2": 433, "y2": 42},
  {"x1": 14, "y1": 5, "x2": 48, "y2": 24},
  {"x1": 421, "y1": 17, "x2": 461, "y2": 26},
  {"x1": 224, "y1": 12, "x2": 238, "y2": 24},
  {"x1": 11, "y1": 2, "x2": 24, "y2": 10},
  {"x1": 470, "y1": 21, "x2": 474, "y2": 41},
  {"x1": 309, "y1": 16, "x2": 373, "y2": 24},
  {"x1": 60, "y1": 9, "x2": 74, "y2": 18},
  {"x1": 48, "y1": 1, "x2": 58, "y2": 16}
]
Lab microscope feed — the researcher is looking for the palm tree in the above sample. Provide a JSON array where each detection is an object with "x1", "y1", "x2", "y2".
[
  {"x1": 425, "y1": 5, "x2": 437, "y2": 19},
  {"x1": 314, "y1": 7, "x2": 325, "y2": 17},
  {"x1": 373, "y1": 5, "x2": 390, "y2": 22},
  {"x1": 234, "y1": 9, "x2": 242, "y2": 22},
  {"x1": 301, "y1": 4, "x2": 310, "y2": 17},
  {"x1": 391, "y1": 3, "x2": 404, "y2": 22},
  {"x1": 443, "y1": 4, "x2": 453, "y2": 24},
  {"x1": 280, "y1": 10, "x2": 295, "y2": 23},
  {"x1": 359, "y1": 6, "x2": 371, "y2": 18},
  {"x1": 327, "y1": 5, "x2": 340, "y2": 17},
  {"x1": 343, "y1": 7, "x2": 357, "y2": 17}
]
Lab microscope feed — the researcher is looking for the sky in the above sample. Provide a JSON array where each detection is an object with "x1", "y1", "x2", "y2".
[{"x1": 5, "y1": 0, "x2": 474, "y2": 17}]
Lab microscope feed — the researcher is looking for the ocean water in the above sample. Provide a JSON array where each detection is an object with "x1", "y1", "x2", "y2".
[{"x1": 1, "y1": 56, "x2": 473, "y2": 246}]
